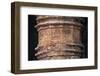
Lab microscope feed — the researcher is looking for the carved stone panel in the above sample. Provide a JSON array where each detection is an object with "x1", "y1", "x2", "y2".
[{"x1": 34, "y1": 15, "x2": 86, "y2": 60}]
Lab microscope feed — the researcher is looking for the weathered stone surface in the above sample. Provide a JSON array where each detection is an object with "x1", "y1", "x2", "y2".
[{"x1": 35, "y1": 15, "x2": 84, "y2": 60}]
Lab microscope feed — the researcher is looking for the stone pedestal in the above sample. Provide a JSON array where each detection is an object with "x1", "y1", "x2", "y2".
[{"x1": 35, "y1": 15, "x2": 84, "y2": 60}]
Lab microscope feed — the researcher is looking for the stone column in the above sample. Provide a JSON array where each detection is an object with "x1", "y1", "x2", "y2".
[{"x1": 35, "y1": 15, "x2": 84, "y2": 60}]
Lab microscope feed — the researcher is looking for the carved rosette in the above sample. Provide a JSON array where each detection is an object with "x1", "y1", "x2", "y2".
[{"x1": 35, "y1": 15, "x2": 84, "y2": 60}]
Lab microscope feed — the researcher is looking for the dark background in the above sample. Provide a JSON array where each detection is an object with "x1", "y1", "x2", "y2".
[
  {"x1": 80, "y1": 17, "x2": 88, "y2": 58},
  {"x1": 28, "y1": 15, "x2": 88, "y2": 61},
  {"x1": 28, "y1": 15, "x2": 38, "y2": 60}
]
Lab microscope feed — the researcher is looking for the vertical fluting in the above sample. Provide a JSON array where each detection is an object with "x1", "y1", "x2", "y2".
[{"x1": 35, "y1": 15, "x2": 84, "y2": 60}]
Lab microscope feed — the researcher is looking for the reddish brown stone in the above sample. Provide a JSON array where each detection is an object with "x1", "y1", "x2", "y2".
[{"x1": 35, "y1": 15, "x2": 84, "y2": 60}]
